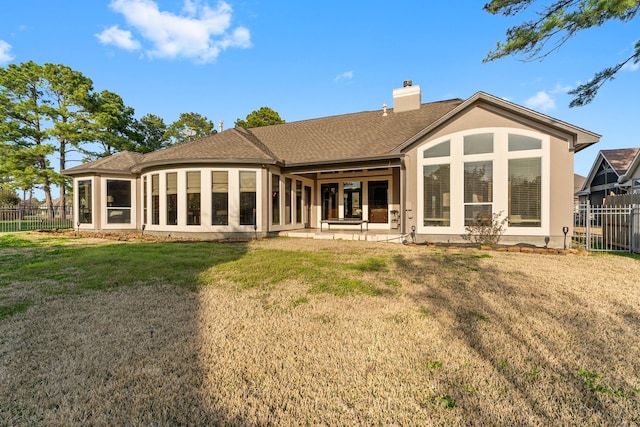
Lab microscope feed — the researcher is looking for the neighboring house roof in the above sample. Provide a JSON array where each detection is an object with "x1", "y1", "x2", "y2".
[
  {"x1": 62, "y1": 91, "x2": 600, "y2": 176},
  {"x1": 601, "y1": 148, "x2": 639, "y2": 175},
  {"x1": 574, "y1": 174, "x2": 586, "y2": 195},
  {"x1": 617, "y1": 148, "x2": 640, "y2": 185},
  {"x1": 579, "y1": 148, "x2": 640, "y2": 193}
]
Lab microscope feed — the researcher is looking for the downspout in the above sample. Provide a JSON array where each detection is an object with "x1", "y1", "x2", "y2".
[{"x1": 400, "y1": 155, "x2": 406, "y2": 236}]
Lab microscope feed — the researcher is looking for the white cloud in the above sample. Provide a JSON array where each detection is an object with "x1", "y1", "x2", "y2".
[
  {"x1": 622, "y1": 60, "x2": 639, "y2": 72},
  {"x1": 104, "y1": 0, "x2": 251, "y2": 62},
  {"x1": 0, "y1": 40, "x2": 15, "y2": 64},
  {"x1": 95, "y1": 25, "x2": 141, "y2": 51},
  {"x1": 334, "y1": 71, "x2": 353, "y2": 81},
  {"x1": 525, "y1": 91, "x2": 556, "y2": 112},
  {"x1": 550, "y1": 83, "x2": 572, "y2": 94}
]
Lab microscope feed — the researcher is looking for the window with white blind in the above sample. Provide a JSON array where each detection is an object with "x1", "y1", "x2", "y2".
[
  {"x1": 240, "y1": 171, "x2": 256, "y2": 226},
  {"x1": 166, "y1": 172, "x2": 178, "y2": 225},
  {"x1": 186, "y1": 171, "x2": 200, "y2": 225},
  {"x1": 106, "y1": 179, "x2": 132, "y2": 224},
  {"x1": 423, "y1": 164, "x2": 450, "y2": 226},
  {"x1": 212, "y1": 171, "x2": 229, "y2": 225},
  {"x1": 508, "y1": 158, "x2": 541, "y2": 227},
  {"x1": 272, "y1": 174, "x2": 280, "y2": 225},
  {"x1": 151, "y1": 174, "x2": 159, "y2": 225},
  {"x1": 464, "y1": 161, "x2": 493, "y2": 226},
  {"x1": 142, "y1": 176, "x2": 147, "y2": 225},
  {"x1": 285, "y1": 177, "x2": 292, "y2": 224},
  {"x1": 78, "y1": 179, "x2": 92, "y2": 224},
  {"x1": 419, "y1": 129, "x2": 548, "y2": 234}
]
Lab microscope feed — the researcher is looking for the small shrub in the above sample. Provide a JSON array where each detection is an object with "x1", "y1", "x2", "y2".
[{"x1": 463, "y1": 211, "x2": 508, "y2": 246}]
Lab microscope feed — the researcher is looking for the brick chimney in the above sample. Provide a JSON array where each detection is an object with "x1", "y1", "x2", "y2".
[{"x1": 392, "y1": 80, "x2": 421, "y2": 113}]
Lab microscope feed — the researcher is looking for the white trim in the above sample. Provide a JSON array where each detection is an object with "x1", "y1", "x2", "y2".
[
  {"x1": 417, "y1": 127, "x2": 550, "y2": 237},
  {"x1": 269, "y1": 172, "x2": 315, "y2": 232},
  {"x1": 74, "y1": 177, "x2": 95, "y2": 229},
  {"x1": 141, "y1": 167, "x2": 263, "y2": 233},
  {"x1": 101, "y1": 177, "x2": 137, "y2": 230},
  {"x1": 315, "y1": 174, "x2": 395, "y2": 230}
]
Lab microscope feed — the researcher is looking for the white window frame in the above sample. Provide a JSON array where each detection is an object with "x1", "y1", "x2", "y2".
[
  {"x1": 417, "y1": 128, "x2": 549, "y2": 236},
  {"x1": 141, "y1": 168, "x2": 263, "y2": 233},
  {"x1": 75, "y1": 177, "x2": 95, "y2": 229},
  {"x1": 101, "y1": 177, "x2": 137, "y2": 230}
]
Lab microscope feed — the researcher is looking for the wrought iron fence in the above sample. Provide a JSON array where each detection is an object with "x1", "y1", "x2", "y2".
[
  {"x1": 0, "y1": 206, "x2": 73, "y2": 233},
  {"x1": 574, "y1": 202, "x2": 640, "y2": 253}
]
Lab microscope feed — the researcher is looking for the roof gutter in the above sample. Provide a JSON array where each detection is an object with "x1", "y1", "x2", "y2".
[
  {"x1": 282, "y1": 154, "x2": 403, "y2": 174},
  {"x1": 131, "y1": 157, "x2": 281, "y2": 174}
]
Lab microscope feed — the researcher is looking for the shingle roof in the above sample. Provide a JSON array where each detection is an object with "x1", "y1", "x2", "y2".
[
  {"x1": 601, "y1": 148, "x2": 640, "y2": 175},
  {"x1": 62, "y1": 151, "x2": 144, "y2": 174},
  {"x1": 137, "y1": 128, "x2": 276, "y2": 168},
  {"x1": 62, "y1": 92, "x2": 600, "y2": 176},
  {"x1": 249, "y1": 99, "x2": 463, "y2": 165}
]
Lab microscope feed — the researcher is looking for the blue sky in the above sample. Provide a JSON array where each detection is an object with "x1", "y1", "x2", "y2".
[{"x1": 1, "y1": 0, "x2": 638, "y2": 177}]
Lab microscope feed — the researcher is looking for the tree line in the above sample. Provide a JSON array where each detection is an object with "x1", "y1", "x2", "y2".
[{"x1": 0, "y1": 61, "x2": 284, "y2": 211}]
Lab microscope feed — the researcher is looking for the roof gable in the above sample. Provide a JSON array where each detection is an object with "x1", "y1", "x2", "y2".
[
  {"x1": 394, "y1": 92, "x2": 600, "y2": 154},
  {"x1": 600, "y1": 148, "x2": 639, "y2": 175},
  {"x1": 579, "y1": 148, "x2": 640, "y2": 192}
]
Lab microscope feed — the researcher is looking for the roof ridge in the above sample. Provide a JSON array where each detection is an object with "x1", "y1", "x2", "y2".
[{"x1": 233, "y1": 127, "x2": 280, "y2": 162}]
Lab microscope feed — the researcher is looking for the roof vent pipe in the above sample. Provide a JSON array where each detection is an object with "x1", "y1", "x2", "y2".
[{"x1": 219, "y1": 120, "x2": 224, "y2": 133}]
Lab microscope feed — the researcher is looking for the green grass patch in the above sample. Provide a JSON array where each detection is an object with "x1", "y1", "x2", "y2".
[
  {"x1": 578, "y1": 369, "x2": 628, "y2": 397},
  {"x1": 202, "y1": 248, "x2": 391, "y2": 296},
  {"x1": 346, "y1": 256, "x2": 388, "y2": 272},
  {"x1": 0, "y1": 240, "x2": 249, "y2": 295},
  {"x1": 0, "y1": 234, "x2": 41, "y2": 248},
  {"x1": 423, "y1": 360, "x2": 443, "y2": 370},
  {"x1": 0, "y1": 300, "x2": 32, "y2": 319},
  {"x1": 291, "y1": 296, "x2": 309, "y2": 307}
]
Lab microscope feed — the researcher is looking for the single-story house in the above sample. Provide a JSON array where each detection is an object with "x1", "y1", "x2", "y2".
[
  {"x1": 63, "y1": 82, "x2": 600, "y2": 248},
  {"x1": 576, "y1": 148, "x2": 640, "y2": 205}
]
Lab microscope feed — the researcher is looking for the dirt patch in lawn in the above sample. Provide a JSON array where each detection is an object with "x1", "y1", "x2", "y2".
[{"x1": 0, "y1": 238, "x2": 639, "y2": 425}]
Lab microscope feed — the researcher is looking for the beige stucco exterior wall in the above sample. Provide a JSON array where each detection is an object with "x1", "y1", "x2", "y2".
[
  {"x1": 403, "y1": 105, "x2": 576, "y2": 248},
  {"x1": 549, "y1": 134, "x2": 575, "y2": 240}
]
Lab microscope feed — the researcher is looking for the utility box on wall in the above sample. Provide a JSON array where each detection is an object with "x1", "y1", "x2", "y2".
[{"x1": 390, "y1": 210, "x2": 399, "y2": 229}]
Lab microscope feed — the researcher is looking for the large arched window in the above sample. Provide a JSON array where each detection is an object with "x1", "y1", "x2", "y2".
[{"x1": 419, "y1": 129, "x2": 547, "y2": 233}]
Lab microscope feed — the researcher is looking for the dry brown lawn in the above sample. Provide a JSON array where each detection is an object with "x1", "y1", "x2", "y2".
[{"x1": 1, "y1": 237, "x2": 639, "y2": 426}]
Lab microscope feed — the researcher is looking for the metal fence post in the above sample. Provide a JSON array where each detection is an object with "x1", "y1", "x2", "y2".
[
  {"x1": 586, "y1": 201, "x2": 591, "y2": 251},
  {"x1": 632, "y1": 205, "x2": 637, "y2": 254}
]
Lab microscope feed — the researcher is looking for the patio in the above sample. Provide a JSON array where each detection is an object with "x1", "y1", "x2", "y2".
[{"x1": 278, "y1": 228, "x2": 408, "y2": 243}]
